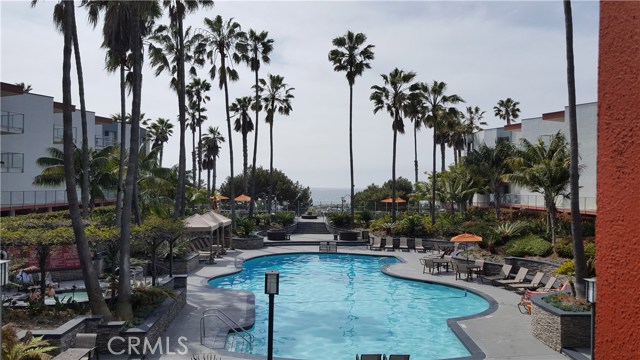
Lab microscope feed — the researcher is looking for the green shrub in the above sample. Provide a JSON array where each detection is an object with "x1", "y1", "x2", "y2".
[
  {"x1": 356, "y1": 210, "x2": 373, "y2": 226},
  {"x1": 274, "y1": 212, "x2": 295, "y2": 226},
  {"x1": 370, "y1": 214, "x2": 392, "y2": 233},
  {"x1": 582, "y1": 218, "x2": 596, "y2": 237},
  {"x1": 460, "y1": 220, "x2": 492, "y2": 239},
  {"x1": 543, "y1": 292, "x2": 591, "y2": 312},
  {"x1": 553, "y1": 241, "x2": 596, "y2": 259},
  {"x1": 235, "y1": 216, "x2": 256, "y2": 237},
  {"x1": 397, "y1": 213, "x2": 424, "y2": 237},
  {"x1": 505, "y1": 235, "x2": 552, "y2": 257},
  {"x1": 328, "y1": 211, "x2": 351, "y2": 228}
]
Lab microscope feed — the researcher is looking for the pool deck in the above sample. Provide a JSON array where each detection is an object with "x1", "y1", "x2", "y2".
[{"x1": 144, "y1": 232, "x2": 568, "y2": 360}]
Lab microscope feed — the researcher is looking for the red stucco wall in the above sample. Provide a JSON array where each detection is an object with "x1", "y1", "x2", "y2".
[{"x1": 597, "y1": 1, "x2": 640, "y2": 358}]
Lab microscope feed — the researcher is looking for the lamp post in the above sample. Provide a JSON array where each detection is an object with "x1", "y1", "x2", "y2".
[
  {"x1": 585, "y1": 277, "x2": 596, "y2": 360},
  {"x1": 265, "y1": 270, "x2": 280, "y2": 360}
]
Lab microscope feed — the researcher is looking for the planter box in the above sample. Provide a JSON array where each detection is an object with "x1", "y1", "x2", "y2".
[
  {"x1": 530, "y1": 294, "x2": 591, "y2": 351},
  {"x1": 267, "y1": 231, "x2": 290, "y2": 240},
  {"x1": 301, "y1": 214, "x2": 318, "y2": 219},
  {"x1": 233, "y1": 236, "x2": 264, "y2": 250},
  {"x1": 339, "y1": 231, "x2": 359, "y2": 241}
]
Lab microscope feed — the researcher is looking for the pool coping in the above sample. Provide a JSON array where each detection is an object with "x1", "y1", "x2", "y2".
[{"x1": 204, "y1": 252, "x2": 498, "y2": 360}]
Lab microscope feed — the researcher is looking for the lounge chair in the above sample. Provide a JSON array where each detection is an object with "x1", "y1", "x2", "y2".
[
  {"x1": 384, "y1": 237, "x2": 395, "y2": 251},
  {"x1": 399, "y1": 237, "x2": 409, "y2": 252},
  {"x1": 494, "y1": 267, "x2": 529, "y2": 287},
  {"x1": 414, "y1": 238, "x2": 425, "y2": 253},
  {"x1": 388, "y1": 355, "x2": 410, "y2": 360},
  {"x1": 319, "y1": 242, "x2": 329, "y2": 252},
  {"x1": 517, "y1": 280, "x2": 556, "y2": 315},
  {"x1": 506, "y1": 271, "x2": 545, "y2": 291},
  {"x1": 75, "y1": 333, "x2": 98, "y2": 360},
  {"x1": 479, "y1": 264, "x2": 513, "y2": 284},
  {"x1": 356, "y1": 355, "x2": 384, "y2": 360},
  {"x1": 370, "y1": 236, "x2": 383, "y2": 251},
  {"x1": 420, "y1": 257, "x2": 437, "y2": 274},
  {"x1": 540, "y1": 276, "x2": 557, "y2": 292},
  {"x1": 329, "y1": 242, "x2": 338, "y2": 253}
]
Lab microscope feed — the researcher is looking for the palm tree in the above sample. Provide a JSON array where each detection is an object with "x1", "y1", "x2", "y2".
[
  {"x1": 564, "y1": 0, "x2": 587, "y2": 299},
  {"x1": 145, "y1": 117, "x2": 174, "y2": 166},
  {"x1": 446, "y1": 111, "x2": 467, "y2": 166},
  {"x1": 14, "y1": 82, "x2": 33, "y2": 93},
  {"x1": 418, "y1": 81, "x2": 464, "y2": 224},
  {"x1": 243, "y1": 29, "x2": 273, "y2": 217},
  {"x1": 201, "y1": 126, "x2": 225, "y2": 195},
  {"x1": 505, "y1": 132, "x2": 572, "y2": 245},
  {"x1": 494, "y1": 97, "x2": 521, "y2": 126},
  {"x1": 404, "y1": 90, "x2": 427, "y2": 184},
  {"x1": 260, "y1": 74, "x2": 295, "y2": 213},
  {"x1": 199, "y1": 15, "x2": 248, "y2": 226},
  {"x1": 230, "y1": 96, "x2": 254, "y2": 194},
  {"x1": 328, "y1": 31, "x2": 375, "y2": 223},
  {"x1": 186, "y1": 76, "x2": 211, "y2": 187},
  {"x1": 370, "y1": 68, "x2": 416, "y2": 222}
]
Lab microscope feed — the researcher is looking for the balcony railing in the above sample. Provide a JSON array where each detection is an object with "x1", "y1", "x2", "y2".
[
  {"x1": 95, "y1": 135, "x2": 116, "y2": 149},
  {"x1": 1, "y1": 190, "x2": 117, "y2": 211},
  {"x1": 0, "y1": 152, "x2": 24, "y2": 173},
  {"x1": 1, "y1": 110, "x2": 25, "y2": 134}
]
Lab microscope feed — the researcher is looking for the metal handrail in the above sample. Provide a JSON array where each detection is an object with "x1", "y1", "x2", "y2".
[
  {"x1": 234, "y1": 256, "x2": 245, "y2": 269},
  {"x1": 200, "y1": 308, "x2": 254, "y2": 350}
]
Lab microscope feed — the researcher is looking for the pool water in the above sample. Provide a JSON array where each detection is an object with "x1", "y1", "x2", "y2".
[
  {"x1": 43, "y1": 290, "x2": 89, "y2": 305},
  {"x1": 208, "y1": 253, "x2": 489, "y2": 360}
]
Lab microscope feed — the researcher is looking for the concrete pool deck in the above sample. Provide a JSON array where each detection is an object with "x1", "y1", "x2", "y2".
[{"x1": 150, "y1": 237, "x2": 568, "y2": 360}]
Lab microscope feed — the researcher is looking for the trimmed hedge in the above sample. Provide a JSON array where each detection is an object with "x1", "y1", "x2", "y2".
[{"x1": 505, "y1": 234, "x2": 553, "y2": 257}]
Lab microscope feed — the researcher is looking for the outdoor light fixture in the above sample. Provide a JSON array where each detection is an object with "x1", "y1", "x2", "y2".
[
  {"x1": 265, "y1": 270, "x2": 280, "y2": 360},
  {"x1": 585, "y1": 277, "x2": 596, "y2": 360}
]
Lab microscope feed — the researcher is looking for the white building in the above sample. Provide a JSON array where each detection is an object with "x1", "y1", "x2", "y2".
[
  {"x1": 466, "y1": 101, "x2": 597, "y2": 214},
  {"x1": 1, "y1": 82, "x2": 146, "y2": 216}
]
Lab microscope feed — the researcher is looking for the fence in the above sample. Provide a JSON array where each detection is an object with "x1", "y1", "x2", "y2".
[{"x1": 1, "y1": 190, "x2": 117, "y2": 212}]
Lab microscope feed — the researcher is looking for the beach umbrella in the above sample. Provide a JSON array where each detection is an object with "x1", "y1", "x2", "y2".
[
  {"x1": 234, "y1": 194, "x2": 251, "y2": 202},
  {"x1": 210, "y1": 195, "x2": 229, "y2": 201},
  {"x1": 450, "y1": 233, "x2": 483, "y2": 261},
  {"x1": 380, "y1": 197, "x2": 406, "y2": 203}
]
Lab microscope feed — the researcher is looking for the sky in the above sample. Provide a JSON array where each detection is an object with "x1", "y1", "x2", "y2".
[{"x1": 0, "y1": 0, "x2": 600, "y2": 189}]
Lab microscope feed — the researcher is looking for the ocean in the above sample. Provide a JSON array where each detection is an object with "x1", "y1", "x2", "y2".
[{"x1": 310, "y1": 187, "x2": 361, "y2": 205}]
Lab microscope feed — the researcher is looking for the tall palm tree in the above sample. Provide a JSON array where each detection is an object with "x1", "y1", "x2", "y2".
[
  {"x1": 230, "y1": 96, "x2": 254, "y2": 194},
  {"x1": 201, "y1": 126, "x2": 225, "y2": 196},
  {"x1": 328, "y1": 31, "x2": 375, "y2": 223},
  {"x1": 404, "y1": 90, "x2": 427, "y2": 184},
  {"x1": 494, "y1": 97, "x2": 521, "y2": 126},
  {"x1": 14, "y1": 82, "x2": 33, "y2": 93},
  {"x1": 418, "y1": 81, "x2": 464, "y2": 224},
  {"x1": 446, "y1": 110, "x2": 467, "y2": 166},
  {"x1": 506, "y1": 132, "x2": 572, "y2": 245},
  {"x1": 54, "y1": 0, "x2": 112, "y2": 321},
  {"x1": 564, "y1": 0, "x2": 587, "y2": 299},
  {"x1": 243, "y1": 29, "x2": 273, "y2": 217},
  {"x1": 260, "y1": 74, "x2": 295, "y2": 213},
  {"x1": 370, "y1": 68, "x2": 416, "y2": 222},
  {"x1": 199, "y1": 15, "x2": 248, "y2": 226},
  {"x1": 146, "y1": 117, "x2": 174, "y2": 166},
  {"x1": 186, "y1": 77, "x2": 211, "y2": 187}
]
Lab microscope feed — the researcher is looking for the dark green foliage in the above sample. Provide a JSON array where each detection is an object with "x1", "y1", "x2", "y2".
[
  {"x1": 131, "y1": 286, "x2": 175, "y2": 324},
  {"x1": 505, "y1": 234, "x2": 552, "y2": 257},
  {"x1": 554, "y1": 241, "x2": 596, "y2": 259},
  {"x1": 328, "y1": 211, "x2": 351, "y2": 228},
  {"x1": 581, "y1": 218, "x2": 595, "y2": 237},
  {"x1": 353, "y1": 177, "x2": 413, "y2": 211},
  {"x1": 543, "y1": 292, "x2": 591, "y2": 312},
  {"x1": 274, "y1": 212, "x2": 295, "y2": 226},
  {"x1": 397, "y1": 213, "x2": 424, "y2": 237},
  {"x1": 356, "y1": 210, "x2": 373, "y2": 226},
  {"x1": 234, "y1": 216, "x2": 256, "y2": 238}
]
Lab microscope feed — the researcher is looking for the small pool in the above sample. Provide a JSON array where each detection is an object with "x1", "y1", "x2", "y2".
[
  {"x1": 43, "y1": 290, "x2": 90, "y2": 305},
  {"x1": 208, "y1": 254, "x2": 490, "y2": 360}
]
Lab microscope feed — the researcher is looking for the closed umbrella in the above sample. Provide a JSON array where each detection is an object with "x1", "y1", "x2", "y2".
[{"x1": 450, "y1": 233, "x2": 483, "y2": 262}]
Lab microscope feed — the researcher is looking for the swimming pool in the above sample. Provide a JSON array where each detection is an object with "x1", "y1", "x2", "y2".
[{"x1": 208, "y1": 253, "x2": 490, "y2": 360}]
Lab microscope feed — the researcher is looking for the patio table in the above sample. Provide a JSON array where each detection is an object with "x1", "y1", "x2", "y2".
[{"x1": 432, "y1": 258, "x2": 451, "y2": 273}]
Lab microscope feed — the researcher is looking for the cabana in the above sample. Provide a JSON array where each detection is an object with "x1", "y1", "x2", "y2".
[
  {"x1": 184, "y1": 214, "x2": 219, "y2": 263},
  {"x1": 202, "y1": 211, "x2": 233, "y2": 251}
]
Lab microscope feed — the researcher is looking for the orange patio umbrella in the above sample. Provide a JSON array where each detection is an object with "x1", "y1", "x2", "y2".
[
  {"x1": 234, "y1": 194, "x2": 251, "y2": 202},
  {"x1": 210, "y1": 195, "x2": 229, "y2": 201},
  {"x1": 451, "y1": 233, "x2": 483, "y2": 261},
  {"x1": 380, "y1": 197, "x2": 406, "y2": 203}
]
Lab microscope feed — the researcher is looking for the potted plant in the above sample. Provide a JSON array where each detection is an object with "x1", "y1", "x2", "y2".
[{"x1": 233, "y1": 217, "x2": 264, "y2": 250}]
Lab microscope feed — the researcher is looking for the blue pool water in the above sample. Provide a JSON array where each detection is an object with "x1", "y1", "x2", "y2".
[{"x1": 208, "y1": 253, "x2": 489, "y2": 360}]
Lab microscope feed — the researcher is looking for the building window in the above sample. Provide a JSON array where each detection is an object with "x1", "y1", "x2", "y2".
[
  {"x1": 53, "y1": 125, "x2": 77, "y2": 144},
  {"x1": 0, "y1": 152, "x2": 24, "y2": 173},
  {"x1": 1, "y1": 110, "x2": 25, "y2": 134},
  {"x1": 540, "y1": 134, "x2": 553, "y2": 146}
]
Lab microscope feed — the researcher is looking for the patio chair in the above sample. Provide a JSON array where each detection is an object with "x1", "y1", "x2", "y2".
[
  {"x1": 388, "y1": 355, "x2": 410, "y2": 360},
  {"x1": 371, "y1": 236, "x2": 383, "y2": 251},
  {"x1": 399, "y1": 237, "x2": 409, "y2": 252},
  {"x1": 384, "y1": 237, "x2": 395, "y2": 252},
  {"x1": 494, "y1": 267, "x2": 529, "y2": 287},
  {"x1": 506, "y1": 271, "x2": 545, "y2": 291},
  {"x1": 319, "y1": 242, "x2": 329, "y2": 252},
  {"x1": 472, "y1": 259, "x2": 485, "y2": 277},
  {"x1": 479, "y1": 264, "x2": 513, "y2": 284},
  {"x1": 356, "y1": 355, "x2": 384, "y2": 360},
  {"x1": 75, "y1": 333, "x2": 98, "y2": 360},
  {"x1": 455, "y1": 263, "x2": 471, "y2": 281},
  {"x1": 329, "y1": 242, "x2": 338, "y2": 253},
  {"x1": 414, "y1": 238, "x2": 426, "y2": 253},
  {"x1": 420, "y1": 257, "x2": 437, "y2": 274}
]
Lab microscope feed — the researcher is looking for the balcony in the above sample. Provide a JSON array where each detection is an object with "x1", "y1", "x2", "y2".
[
  {"x1": 53, "y1": 125, "x2": 77, "y2": 144},
  {"x1": 1, "y1": 110, "x2": 24, "y2": 135},
  {"x1": 95, "y1": 135, "x2": 116, "y2": 149},
  {"x1": 0, "y1": 152, "x2": 24, "y2": 173}
]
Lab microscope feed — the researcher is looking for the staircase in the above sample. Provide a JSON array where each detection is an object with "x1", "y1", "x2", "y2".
[{"x1": 293, "y1": 221, "x2": 331, "y2": 234}]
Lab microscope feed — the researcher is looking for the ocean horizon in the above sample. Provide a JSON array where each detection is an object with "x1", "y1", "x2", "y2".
[{"x1": 310, "y1": 187, "x2": 362, "y2": 205}]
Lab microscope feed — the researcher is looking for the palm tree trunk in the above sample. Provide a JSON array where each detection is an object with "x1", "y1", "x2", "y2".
[
  {"x1": 70, "y1": 4, "x2": 89, "y2": 218},
  {"x1": 249, "y1": 64, "x2": 260, "y2": 217},
  {"x1": 159, "y1": 146, "x2": 164, "y2": 167},
  {"x1": 212, "y1": 159, "x2": 217, "y2": 196},
  {"x1": 192, "y1": 128, "x2": 197, "y2": 186},
  {"x1": 242, "y1": 131, "x2": 248, "y2": 195},
  {"x1": 221, "y1": 56, "x2": 236, "y2": 228},
  {"x1": 63, "y1": 1, "x2": 112, "y2": 321},
  {"x1": 413, "y1": 123, "x2": 419, "y2": 184},
  {"x1": 115, "y1": 63, "x2": 127, "y2": 228},
  {"x1": 430, "y1": 120, "x2": 437, "y2": 225},
  {"x1": 440, "y1": 142, "x2": 446, "y2": 172},
  {"x1": 207, "y1": 167, "x2": 211, "y2": 196},
  {"x1": 117, "y1": 2, "x2": 142, "y2": 320},
  {"x1": 494, "y1": 182, "x2": 502, "y2": 218},
  {"x1": 349, "y1": 84, "x2": 355, "y2": 223},
  {"x1": 391, "y1": 126, "x2": 397, "y2": 222},
  {"x1": 453, "y1": 148, "x2": 458, "y2": 166},
  {"x1": 198, "y1": 121, "x2": 203, "y2": 189},
  {"x1": 564, "y1": 0, "x2": 586, "y2": 300},
  {"x1": 173, "y1": 16, "x2": 187, "y2": 219},
  {"x1": 268, "y1": 121, "x2": 274, "y2": 214}
]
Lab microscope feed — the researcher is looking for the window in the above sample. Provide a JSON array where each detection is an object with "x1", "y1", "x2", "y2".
[
  {"x1": 0, "y1": 152, "x2": 24, "y2": 173},
  {"x1": 1, "y1": 111, "x2": 24, "y2": 134},
  {"x1": 53, "y1": 125, "x2": 77, "y2": 144}
]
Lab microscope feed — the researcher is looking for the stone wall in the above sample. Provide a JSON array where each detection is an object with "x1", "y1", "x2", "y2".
[
  {"x1": 505, "y1": 257, "x2": 560, "y2": 276},
  {"x1": 530, "y1": 295, "x2": 591, "y2": 351},
  {"x1": 233, "y1": 236, "x2": 264, "y2": 250},
  {"x1": 155, "y1": 253, "x2": 199, "y2": 276}
]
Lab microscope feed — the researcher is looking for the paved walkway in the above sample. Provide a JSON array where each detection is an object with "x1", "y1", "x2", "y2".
[{"x1": 150, "y1": 231, "x2": 567, "y2": 360}]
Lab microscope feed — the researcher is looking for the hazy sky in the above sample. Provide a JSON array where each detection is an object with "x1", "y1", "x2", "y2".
[{"x1": 0, "y1": 1, "x2": 599, "y2": 188}]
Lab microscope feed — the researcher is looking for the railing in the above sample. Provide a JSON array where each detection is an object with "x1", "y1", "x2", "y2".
[
  {"x1": 95, "y1": 135, "x2": 116, "y2": 149},
  {"x1": 1, "y1": 110, "x2": 24, "y2": 134},
  {"x1": 0, "y1": 190, "x2": 117, "y2": 211},
  {"x1": 200, "y1": 308, "x2": 253, "y2": 349},
  {"x1": 498, "y1": 194, "x2": 596, "y2": 213},
  {"x1": 0, "y1": 152, "x2": 24, "y2": 173}
]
